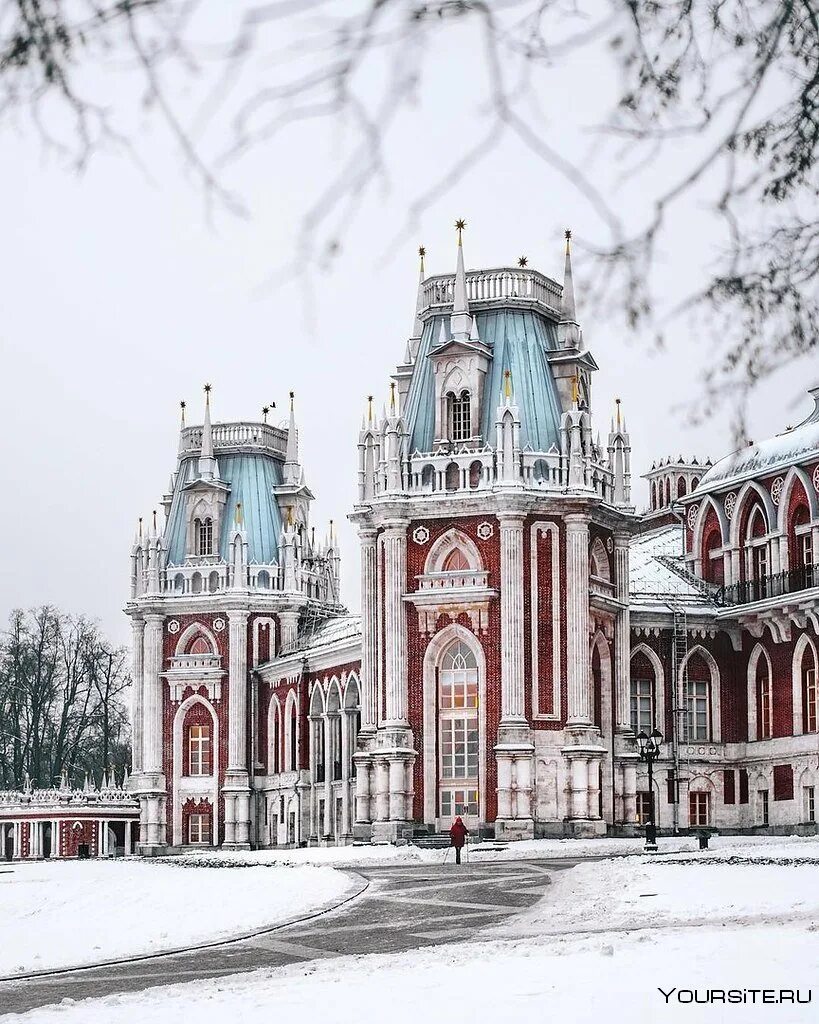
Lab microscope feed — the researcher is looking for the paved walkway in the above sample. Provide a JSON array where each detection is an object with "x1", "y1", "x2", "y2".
[{"x1": 0, "y1": 857, "x2": 577, "y2": 1016}]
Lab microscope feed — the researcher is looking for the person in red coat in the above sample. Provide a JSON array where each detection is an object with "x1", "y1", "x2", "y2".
[{"x1": 449, "y1": 816, "x2": 469, "y2": 864}]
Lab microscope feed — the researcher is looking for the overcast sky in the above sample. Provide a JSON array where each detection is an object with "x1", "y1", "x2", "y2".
[{"x1": 0, "y1": 5, "x2": 813, "y2": 647}]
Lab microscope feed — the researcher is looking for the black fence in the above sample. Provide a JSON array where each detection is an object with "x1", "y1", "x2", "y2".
[{"x1": 715, "y1": 563, "x2": 818, "y2": 606}]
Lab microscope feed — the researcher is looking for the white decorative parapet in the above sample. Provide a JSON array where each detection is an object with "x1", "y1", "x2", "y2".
[
  {"x1": 416, "y1": 570, "x2": 491, "y2": 591},
  {"x1": 179, "y1": 421, "x2": 288, "y2": 457},
  {"x1": 422, "y1": 267, "x2": 563, "y2": 316}
]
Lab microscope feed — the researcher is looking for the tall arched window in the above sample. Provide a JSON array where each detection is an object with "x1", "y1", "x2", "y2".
[
  {"x1": 289, "y1": 703, "x2": 298, "y2": 771},
  {"x1": 702, "y1": 529, "x2": 723, "y2": 585},
  {"x1": 196, "y1": 517, "x2": 214, "y2": 556},
  {"x1": 745, "y1": 504, "x2": 769, "y2": 594},
  {"x1": 802, "y1": 646, "x2": 818, "y2": 734},
  {"x1": 448, "y1": 390, "x2": 471, "y2": 442},
  {"x1": 684, "y1": 654, "x2": 711, "y2": 742},
  {"x1": 630, "y1": 655, "x2": 655, "y2": 735},
  {"x1": 757, "y1": 654, "x2": 773, "y2": 739},
  {"x1": 188, "y1": 723, "x2": 212, "y2": 776},
  {"x1": 792, "y1": 504, "x2": 813, "y2": 581},
  {"x1": 438, "y1": 640, "x2": 479, "y2": 822}
]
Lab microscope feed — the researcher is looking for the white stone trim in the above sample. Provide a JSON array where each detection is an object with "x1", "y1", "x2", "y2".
[
  {"x1": 630, "y1": 642, "x2": 666, "y2": 735},
  {"x1": 792, "y1": 633, "x2": 818, "y2": 736},
  {"x1": 680, "y1": 644, "x2": 722, "y2": 743},
  {"x1": 529, "y1": 521, "x2": 561, "y2": 721},
  {"x1": 172, "y1": 694, "x2": 219, "y2": 847},
  {"x1": 421, "y1": 623, "x2": 487, "y2": 828}
]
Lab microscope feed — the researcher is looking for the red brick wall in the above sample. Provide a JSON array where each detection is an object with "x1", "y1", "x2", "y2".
[
  {"x1": 181, "y1": 797, "x2": 213, "y2": 843},
  {"x1": 63, "y1": 819, "x2": 98, "y2": 858},
  {"x1": 405, "y1": 515, "x2": 502, "y2": 822},
  {"x1": 773, "y1": 763, "x2": 794, "y2": 801},
  {"x1": 162, "y1": 614, "x2": 229, "y2": 845}
]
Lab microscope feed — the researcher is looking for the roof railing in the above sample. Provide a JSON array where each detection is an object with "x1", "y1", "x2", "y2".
[
  {"x1": 714, "y1": 562, "x2": 819, "y2": 607},
  {"x1": 421, "y1": 267, "x2": 563, "y2": 318}
]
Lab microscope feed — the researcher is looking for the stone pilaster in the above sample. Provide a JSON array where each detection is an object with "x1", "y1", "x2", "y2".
[
  {"x1": 565, "y1": 514, "x2": 591, "y2": 727},
  {"x1": 138, "y1": 613, "x2": 167, "y2": 851},
  {"x1": 382, "y1": 523, "x2": 408, "y2": 727},
  {"x1": 224, "y1": 609, "x2": 251, "y2": 849},
  {"x1": 359, "y1": 527, "x2": 379, "y2": 734},
  {"x1": 130, "y1": 617, "x2": 145, "y2": 779},
  {"x1": 613, "y1": 530, "x2": 632, "y2": 734},
  {"x1": 494, "y1": 510, "x2": 534, "y2": 840}
]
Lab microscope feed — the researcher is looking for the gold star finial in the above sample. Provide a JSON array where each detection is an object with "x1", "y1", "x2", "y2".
[
  {"x1": 504, "y1": 368, "x2": 512, "y2": 400},
  {"x1": 262, "y1": 406, "x2": 269, "y2": 423},
  {"x1": 518, "y1": 256, "x2": 528, "y2": 268},
  {"x1": 455, "y1": 219, "x2": 466, "y2": 244},
  {"x1": 289, "y1": 390, "x2": 294, "y2": 412},
  {"x1": 180, "y1": 400, "x2": 186, "y2": 426},
  {"x1": 564, "y1": 229, "x2": 572, "y2": 254},
  {"x1": 571, "y1": 374, "x2": 579, "y2": 405},
  {"x1": 204, "y1": 383, "x2": 211, "y2": 394},
  {"x1": 367, "y1": 395, "x2": 374, "y2": 424},
  {"x1": 389, "y1": 380, "x2": 396, "y2": 414},
  {"x1": 615, "y1": 397, "x2": 621, "y2": 428}
]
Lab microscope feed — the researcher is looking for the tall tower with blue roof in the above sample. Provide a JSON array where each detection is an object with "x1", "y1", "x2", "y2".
[
  {"x1": 351, "y1": 225, "x2": 636, "y2": 842},
  {"x1": 127, "y1": 388, "x2": 344, "y2": 853}
]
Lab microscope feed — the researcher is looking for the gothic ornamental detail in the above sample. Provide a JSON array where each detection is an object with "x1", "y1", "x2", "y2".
[
  {"x1": 724, "y1": 491, "x2": 737, "y2": 519},
  {"x1": 476, "y1": 521, "x2": 494, "y2": 541},
  {"x1": 770, "y1": 477, "x2": 784, "y2": 505},
  {"x1": 413, "y1": 526, "x2": 430, "y2": 545}
]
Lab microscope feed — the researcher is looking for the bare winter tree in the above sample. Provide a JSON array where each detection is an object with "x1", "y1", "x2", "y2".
[
  {"x1": 0, "y1": 606, "x2": 131, "y2": 790},
  {"x1": 1, "y1": 1, "x2": 816, "y2": 417}
]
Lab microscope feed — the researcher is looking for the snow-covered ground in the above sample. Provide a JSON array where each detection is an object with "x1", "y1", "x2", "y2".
[
  {"x1": 0, "y1": 860, "x2": 351, "y2": 978},
  {"x1": 169, "y1": 831, "x2": 819, "y2": 868},
  {"x1": 9, "y1": 845, "x2": 818, "y2": 1024}
]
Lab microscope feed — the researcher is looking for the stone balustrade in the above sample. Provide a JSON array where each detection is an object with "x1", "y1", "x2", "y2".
[
  {"x1": 421, "y1": 267, "x2": 563, "y2": 317},
  {"x1": 179, "y1": 421, "x2": 288, "y2": 458}
]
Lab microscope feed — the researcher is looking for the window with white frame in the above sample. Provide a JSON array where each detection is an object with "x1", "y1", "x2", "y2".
[
  {"x1": 757, "y1": 788, "x2": 769, "y2": 825},
  {"x1": 636, "y1": 791, "x2": 653, "y2": 825},
  {"x1": 689, "y1": 791, "x2": 710, "y2": 827},
  {"x1": 189, "y1": 813, "x2": 210, "y2": 844},
  {"x1": 805, "y1": 666, "x2": 818, "y2": 734},
  {"x1": 804, "y1": 786, "x2": 816, "y2": 824},
  {"x1": 195, "y1": 517, "x2": 214, "y2": 556},
  {"x1": 684, "y1": 679, "x2": 709, "y2": 741},
  {"x1": 755, "y1": 653, "x2": 773, "y2": 740},
  {"x1": 801, "y1": 531, "x2": 813, "y2": 569},
  {"x1": 448, "y1": 391, "x2": 471, "y2": 442},
  {"x1": 630, "y1": 678, "x2": 654, "y2": 735},
  {"x1": 439, "y1": 640, "x2": 479, "y2": 820},
  {"x1": 188, "y1": 723, "x2": 211, "y2": 776}
]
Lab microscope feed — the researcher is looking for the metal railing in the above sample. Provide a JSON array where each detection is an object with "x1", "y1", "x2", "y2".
[{"x1": 715, "y1": 563, "x2": 819, "y2": 606}]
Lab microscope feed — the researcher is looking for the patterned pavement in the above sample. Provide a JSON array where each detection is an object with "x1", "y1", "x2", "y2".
[{"x1": 0, "y1": 857, "x2": 578, "y2": 1016}]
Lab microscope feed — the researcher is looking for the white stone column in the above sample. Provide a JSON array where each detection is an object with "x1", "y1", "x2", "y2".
[
  {"x1": 623, "y1": 760, "x2": 638, "y2": 824},
  {"x1": 131, "y1": 617, "x2": 145, "y2": 777},
  {"x1": 613, "y1": 530, "x2": 632, "y2": 733},
  {"x1": 587, "y1": 760, "x2": 601, "y2": 820},
  {"x1": 227, "y1": 611, "x2": 249, "y2": 774},
  {"x1": 125, "y1": 821, "x2": 133, "y2": 855},
  {"x1": 382, "y1": 524, "x2": 408, "y2": 726},
  {"x1": 141, "y1": 614, "x2": 164, "y2": 774},
  {"x1": 278, "y1": 610, "x2": 300, "y2": 653},
  {"x1": 323, "y1": 715, "x2": 332, "y2": 837},
  {"x1": 570, "y1": 755, "x2": 590, "y2": 819},
  {"x1": 354, "y1": 758, "x2": 372, "y2": 825},
  {"x1": 374, "y1": 760, "x2": 390, "y2": 822},
  {"x1": 499, "y1": 513, "x2": 526, "y2": 723},
  {"x1": 52, "y1": 820, "x2": 60, "y2": 858},
  {"x1": 565, "y1": 515, "x2": 592, "y2": 727},
  {"x1": 341, "y1": 711, "x2": 351, "y2": 836},
  {"x1": 359, "y1": 527, "x2": 379, "y2": 733}
]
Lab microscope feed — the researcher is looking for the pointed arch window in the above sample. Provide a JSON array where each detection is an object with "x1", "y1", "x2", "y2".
[
  {"x1": 756, "y1": 653, "x2": 773, "y2": 740},
  {"x1": 438, "y1": 639, "x2": 479, "y2": 821},
  {"x1": 189, "y1": 636, "x2": 210, "y2": 656},
  {"x1": 195, "y1": 517, "x2": 214, "y2": 556},
  {"x1": 448, "y1": 390, "x2": 471, "y2": 442},
  {"x1": 442, "y1": 547, "x2": 470, "y2": 573},
  {"x1": 802, "y1": 648, "x2": 818, "y2": 734}
]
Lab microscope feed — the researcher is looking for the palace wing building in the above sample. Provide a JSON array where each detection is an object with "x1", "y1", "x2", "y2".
[{"x1": 121, "y1": 230, "x2": 819, "y2": 854}]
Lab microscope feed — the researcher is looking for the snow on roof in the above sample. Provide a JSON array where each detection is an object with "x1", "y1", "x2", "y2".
[
  {"x1": 297, "y1": 614, "x2": 361, "y2": 653},
  {"x1": 694, "y1": 389, "x2": 819, "y2": 495},
  {"x1": 629, "y1": 525, "x2": 709, "y2": 606}
]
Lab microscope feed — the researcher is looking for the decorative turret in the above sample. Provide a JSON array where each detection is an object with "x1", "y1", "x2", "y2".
[
  {"x1": 358, "y1": 395, "x2": 380, "y2": 502},
  {"x1": 643, "y1": 455, "x2": 709, "y2": 514},
  {"x1": 229, "y1": 501, "x2": 248, "y2": 589},
  {"x1": 607, "y1": 398, "x2": 632, "y2": 505},
  {"x1": 383, "y1": 382, "x2": 405, "y2": 494},
  {"x1": 495, "y1": 369, "x2": 522, "y2": 486},
  {"x1": 406, "y1": 246, "x2": 426, "y2": 363},
  {"x1": 283, "y1": 391, "x2": 301, "y2": 486},
  {"x1": 548, "y1": 230, "x2": 598, "y2": 415}
]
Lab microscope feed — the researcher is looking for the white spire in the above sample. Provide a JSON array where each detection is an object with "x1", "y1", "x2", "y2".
[
  {"x1": 410, "y1": 246, "x2": 426, "y2": 341},
  {"x1": 284, "y1": 391, "x2": 301, "y2": 485},
  {"x1": 451, "y1": 219, "x2": 471, "y2": 339},
  {"x1": 469, "y1": 315, "x2": 481, "y2": 343},
  {"x1": 558, "y1": 230, "x2": 582, "y2": 350},
  {"x1": 198, "y1": 384, "x2": 219, "y2": 481}
]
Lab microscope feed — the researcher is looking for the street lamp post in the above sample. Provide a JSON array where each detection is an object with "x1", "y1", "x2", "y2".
[{"x1": 636, "y1": 729, "x2": 664, "y2": 852}]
